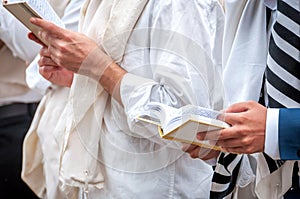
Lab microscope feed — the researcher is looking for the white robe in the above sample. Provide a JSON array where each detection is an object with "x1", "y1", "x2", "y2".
[{"x1": 23, "y1": 0, "x2": 225, "y2": 198}]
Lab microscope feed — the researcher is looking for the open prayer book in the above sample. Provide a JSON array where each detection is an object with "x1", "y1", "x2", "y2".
[
  {"x1": 3, "y1": 0, "x2": 64, "y2": 46},
  {"x1": 137, "y1": 102, "x2": 230, "y2": 150}
]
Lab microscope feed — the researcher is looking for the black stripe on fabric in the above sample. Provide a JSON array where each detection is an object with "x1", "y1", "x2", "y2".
[
  {"x1": 278, "y1": 0, "x2": 300, "y2": 25},
  {"x1": 223, "y1": 153, "x2": 239, "y2": 166},
  {"x1": 210, "y1": 156, "x2": 243, "y2": 199},
  {"x1": 263, "y1": 152, "x2": 280, "y2": 173},
  {"x1": 292, "y1": 162, "x2": 299, "y2": 188},
  {"x1": 269, "y1": 35, "x2": 300, "y2": 80},
  {"x1": 266, "y1": 66, "x2": 300, "y2": 103},
  {"x1": 217, "y1": 152, "x2": 225, "y2": 164},
  {"x1": 211, "y1": 173, "x2": 231, "y2": 184},
  {"x1": 267, "y1": 94, "x2": 286, "y2": 108},
  {"x1": 276, "y1": 160, "x2": 285, "y2": 167},
  {"x1": 273, "y1": 22, "x2": 300, "y2": 50}
]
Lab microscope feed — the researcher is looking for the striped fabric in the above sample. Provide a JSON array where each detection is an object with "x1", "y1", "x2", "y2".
[
  {"x1": 264, "y1": 0, "x2": 300, "y2": 194},
  {"x1": 210, "y1": 1, "x2": 299, "y2": 198},
  {"x1": 266, "y1": 0, "x2": 300, "y2": 108},
  {"x1": 210, "y1": 153, "x2": 243, "y2": 199}
]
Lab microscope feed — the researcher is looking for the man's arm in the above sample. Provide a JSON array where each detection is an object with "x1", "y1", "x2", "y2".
[{"x1": 278, "y1": 108, "x2": 300, "y2": 160}]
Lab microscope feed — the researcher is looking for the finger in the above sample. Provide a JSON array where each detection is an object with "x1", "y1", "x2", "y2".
[
  {"x1": 39, "y1": 47, "x2": 51, "y2": 57},
  {"x1": 225, "y1": 102, "x2": 250, "y2": 113},
  {"x1": 190, "y1": 147, "x2": 219, "y2": 160},
  {"x1": 39, "y1": 56, "x2": 58, "y2": 67},
  {"x1": 216, "y1": 127, "x2": 245, "y2": 141},
  {"x1": 28, "y1": 32, "x2": 45, "y2": 46},
  {"x1": 222, "y1": 112, "x2": 246, "y2": 125},
  {"x1": 190, "y1": 147, "x2": 201, "y2": 158},
  {"x1": 222, "y1": 147, "x2": 244, "y2": 154},
  {"x1": 47, "y1": 45, "x2": 62, "y2": 66},
  {"x1": 199, "y1": 149, "x2": 220, "y2": 161},
  {"x1": 216, "y1": 138, "x2": 245, "y2": 148},
  {"x1": 39, "y1": 65, "x2": 61, "y2": 73},
  {"x1": 39, "y1": 66, "x2": 56, "y2": 80},
  {"x1": 198, "y1": 127, "x2": 242, "y2": 143},
  {"x1": 30, "y1": 18, "x2": 66, "y2": 38},
  {"x1": 181, "y1": 144, "x2": 198, "y2": 153},
  {"x1": 30, "y1": 18, "x2": 68, "y2": 47},
  {"x1": 197, "y1": 130, "x2": 220, "y2": 141},
  {"x1": 216, "y1": 112, "x2": 226, "y2": 122}
]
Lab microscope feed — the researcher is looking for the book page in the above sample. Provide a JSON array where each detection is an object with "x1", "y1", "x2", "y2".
[
  {"x1": 180, "y1": 104, "x2": 221, "y2": 119},
  {"x1": 25, "y1": 0, "x2": 64, "y2": 27},
  {"x1": 3, "y1": 0, "x2": 64, "y2": 45},
  {"x1": 138, "y1": 102, "x2": 180, "y2": 130},
  {"x1": 4, "y1": 0, "x2": 64, "y2": 27},
  {"x1": 164, "y1": 104, "x2": 226, "y2": 133}
]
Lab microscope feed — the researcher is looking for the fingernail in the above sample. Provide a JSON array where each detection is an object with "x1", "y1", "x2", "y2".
[{"x1": 30, "y1": 17, "x2": 37, "y2": 23}]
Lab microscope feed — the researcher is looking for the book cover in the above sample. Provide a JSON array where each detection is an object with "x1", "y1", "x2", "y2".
[{"x1": 3, "y1": 0, "x2": 64, "y2": 46}]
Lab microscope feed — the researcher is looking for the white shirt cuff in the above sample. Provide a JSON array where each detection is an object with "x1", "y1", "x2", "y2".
[{"x1": 264, "y1": 108, "x2": 280, "y2": 159}]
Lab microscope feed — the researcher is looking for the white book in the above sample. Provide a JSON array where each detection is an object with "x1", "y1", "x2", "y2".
[
  {"x1": 3, "y1": 0, "x2": 64, "y2": 46},
  {"x1": 137, "y1": 102, "x2": 230, "y2": 150}
]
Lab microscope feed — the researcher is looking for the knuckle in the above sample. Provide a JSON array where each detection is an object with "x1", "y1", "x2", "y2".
[
  {"x1": 240, "y1": 129, "x2": 248, "y2": 136},
  {"x1": 58, "y1": 43, "x2": 67, "y2": 53},
  {"x1": 64, "y1": 33, "x2": 72, "y2": 42},
  {"x1": 218, "y1": 130, "x2": 225, "y2": 140},
  {"x1": 38, "y1": 59, "x2": 43, "y2": 66},
  {"x1": 48, "y1": 23, "x2": 55, "y2": 30},
  {"x1": 247, "y1": 100, "x2": 255, "y2": 107},
  {"x1": 55, "y1": 54, "x2": 64, "y2": 65},
  {"x1": 238, "y1": 115, "x2": 248, "y2": 123},
  {"x1": 242, "y1": 137, "x2": 255, "y2": 151},
  {"x1": 241, "y1": 138, "x2": 250, "y2": 146},
  {"x1": 40, "y1": 56, "x2": 47, "y2": 63}
]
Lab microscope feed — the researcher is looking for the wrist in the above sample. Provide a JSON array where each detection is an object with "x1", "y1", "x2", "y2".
[
  {"x1": 99, "y1": 62, "x2": 127, "y2": 103},
  {"x1": 78, "y1": 46, "x2": 113, "y2": 80}
]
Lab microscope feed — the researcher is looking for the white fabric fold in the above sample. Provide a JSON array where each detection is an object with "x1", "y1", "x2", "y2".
[
  {"x1": 255, "y1": 157, "x2": 294, "y2": 198},
  {"x1": 56, "y1": 0, "x2": 149, "y2": 194},
  {"x1": 22, "y1": 0, "x2": 149, "y2": 197}
]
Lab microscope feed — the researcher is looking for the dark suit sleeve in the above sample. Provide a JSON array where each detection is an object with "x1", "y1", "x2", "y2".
[{"x1": 278, "y1": 108, "x2": 300, "y2": 160}]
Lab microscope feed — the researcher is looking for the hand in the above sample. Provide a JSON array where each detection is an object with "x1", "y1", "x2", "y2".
[
  {"x1": 197, "y1": 101, "x2": 267, "y2": 154},
  {"x1": 29, "y1": 18, "x2": 113, "y2": 80},
  {"x1": 30, "y1": 18, "x2": 127, "y2": 104},
  {"x1": 38, "y1": 49, "x2": 74, "y2": 87},
  {"x1": 182, "y1": 143, "x2": 220, "y2": 160}
]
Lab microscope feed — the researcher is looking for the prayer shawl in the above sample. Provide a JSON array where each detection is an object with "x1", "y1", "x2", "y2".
[
  {"x1": 210, "y1": 1, "x2": 299, "y2": 198},
  {"x1": 22, "y1": 0, "x2": 149, "y2": 198},
  {"x1": 210, "y1": 0, "x2": 265, "y2": 198},
  {"x1": 20, "y1": 0, "x2": 71, "y2": 197}
]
